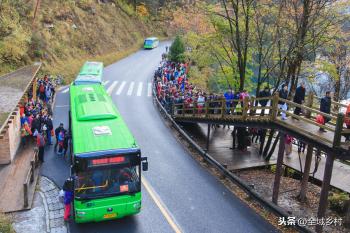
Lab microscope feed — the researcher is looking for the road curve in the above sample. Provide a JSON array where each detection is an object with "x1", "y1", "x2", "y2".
[{"x1": 42, "y1": 42, "x2": 278, "y2": 233}]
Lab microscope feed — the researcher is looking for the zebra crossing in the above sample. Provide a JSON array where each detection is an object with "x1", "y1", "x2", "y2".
[{"x1": 60, "y1": 80, "x2": 153, "y2": 97}]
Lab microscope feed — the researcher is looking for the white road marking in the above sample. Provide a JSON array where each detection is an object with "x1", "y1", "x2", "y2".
[
  {"x1": 62, "y1": 88, "x2": 69, "y2": 93},
  {"x1": 148, "y1": 83, "x2": 152, "y2": 97},
  {"x1": 137, "y1": 82, "x2": 143, "y2": 97},
  {"x1": 127, "y1": 82, "x2": 135, "y2": 96},
  {"x1": 103, "y1": 80, "x2": 110, "y2": 86},
  {"x1": 107, "y1": 81, "x2": 118, "y2": 95},
  {"x1": 116, "y1": 81, "x2": 127, "y2": 95}
]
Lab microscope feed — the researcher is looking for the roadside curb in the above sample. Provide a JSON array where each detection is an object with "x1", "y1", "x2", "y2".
[{"x1": 39, "y1": 176, "x2": 68, "y2": 233}]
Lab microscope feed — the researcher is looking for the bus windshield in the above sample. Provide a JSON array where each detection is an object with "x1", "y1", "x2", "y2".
[
  {"x1": 144, "y1": 40, "x2": 154, "y2": 46},
  {"x1": 74, "y1": 165, "x2": 140, "y2": 199}
]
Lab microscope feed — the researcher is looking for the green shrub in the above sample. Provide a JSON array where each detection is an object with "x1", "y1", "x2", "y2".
[
  {"x1": 169, "y1": 35, "x2": 185, "y2": 63},
  {"x1": 329, "y1": 191, "x2": 349, "y2": 214},
  {"x1": 0, "y1": 213, "x2": 15, "y2": 233}
]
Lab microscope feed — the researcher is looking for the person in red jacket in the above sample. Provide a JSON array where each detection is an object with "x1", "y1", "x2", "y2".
[{"x1": 345, "y1": 104, "x2": 350, "y2": 141}]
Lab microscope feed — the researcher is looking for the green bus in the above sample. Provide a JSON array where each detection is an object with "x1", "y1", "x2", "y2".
[
  {"x1": 69, "y1": 84, "x2": 148, "y2": 223},
  {"x1": 144, "y1": 37, "x2": 159, "y2": 49},
  {"x1": 74, "y1": 61, "x2": 104, "y2": 85}
]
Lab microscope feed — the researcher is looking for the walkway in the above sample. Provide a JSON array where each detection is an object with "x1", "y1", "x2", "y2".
[
  {"x1": 183, "y1": 123, "x2": 350, "y2": 193},
  {"x1": 172, "y1": 95, "x2": 350, "y2": 158},
  {"x1": 0, "y1": 142, "x2": 39, "y2": 212}
]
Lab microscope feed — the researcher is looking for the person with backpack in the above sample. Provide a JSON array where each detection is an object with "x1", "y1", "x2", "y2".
[
  {"x1": 319, "y1": 91, "x2": 332, "y2": 132},
  {"x1": 62, "y1": 178, "x2": 74, "y2": 221},
  {"x1": 39, "y1": 82, "x2": 46, "y2": 102},
  {"x1": 36, "y1": 131, "x2": 45, "y2": 162},
  {"x1": 57, "y1": 130, "x2": 65, "y2": 155},
  {"x1": 54, "y1": 123, "x2": 64, "y2": 152}
]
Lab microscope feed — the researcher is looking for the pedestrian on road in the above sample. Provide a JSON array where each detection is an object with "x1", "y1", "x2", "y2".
[
  {"x1": 319, "y1": 91, "x2": 332, "y2": 132},
  {"x1": 258, "y1": 86, "x2": 271, "y2": 116},
  {"x1": 54, "y1": 123, "x2": 64, "y2": 152},
  {"x1": 278, "y1": 84, "x2": 288, "y2": 120},
  {"x1": 63, "y1": 178, "x2": 73, "y2": 221},
  {"x1": 36, "y1": 132, "x2": 45, "y2": 163},
  {"x1": 63, "y1": 131, "x2": 70, "y2": 158},
  {"x1": 293, "y1": 82, "x2": 306, "y2": 117},
  {"x1": 44, "y1": 116, "x2": 53, "y2": 145}
]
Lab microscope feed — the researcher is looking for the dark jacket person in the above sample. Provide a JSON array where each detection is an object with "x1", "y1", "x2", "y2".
[
  {"x1": 293, "y1": 82, "x2": 306, "y2": 115},
  {"x1": 320, "y1": 91, "x2": 332, "y2": 123}
]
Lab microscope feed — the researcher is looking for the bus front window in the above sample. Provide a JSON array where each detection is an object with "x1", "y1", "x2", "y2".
[
  {"x1": 75, "y1": 166, "x2": 140, "y2": 199},
  {"x1": 144, "y1": 40, "x2": 153, "y2": 46}
]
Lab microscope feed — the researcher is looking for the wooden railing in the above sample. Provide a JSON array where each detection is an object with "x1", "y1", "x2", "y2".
[
  {"x1": 171, "y1": 94, "x2": 349, "y2": 149},
  {"x1": 23, "y1": 149, "x2": 39, "y2": 208}
]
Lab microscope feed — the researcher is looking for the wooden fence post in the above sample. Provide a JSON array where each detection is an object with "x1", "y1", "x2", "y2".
[
  {"x1": 333, "y1": 113, "x2": 344, "y2": 148},
  {"x1": 242, "y1": 97, "x2": 249, "y2": 121},
  {"x1": 30, "y1": 161, "x2": 35, "y2": 183},
  {"x1": 221, "y1": 99, "x2": 225, "y2": 118},
  {"x1": 298, "y1": 144, "x2": 314, "y2": 202},
  {"x1": 316, "y1": 153, "x2": 335, "y2": 233},
  {"x1": 205, "y1": 101, "x2": 209, "y2": 117},
  {"x1": 270, "y1": 93, "x2": 279, "y2": 121},
  {"x1": 305, "y1": 92, "x2": 314, "y2": 118},
  {"x1": 23, "y1": 183, "x2": 28, "y2": 207},
  {"x1": 272, "y1": 132, "x2": 285, "y2": 204}
]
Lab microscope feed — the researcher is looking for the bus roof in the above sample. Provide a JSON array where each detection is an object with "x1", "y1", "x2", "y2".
[
  {"x1": 70, "y1": 84, "x2": 138, "y2": 155},
  {"x1": 145, "y1": 37, "x2": 158, "y2": 41},
  {"x1": 74, "y1": 61, "x2": 103, "y2": 85}
]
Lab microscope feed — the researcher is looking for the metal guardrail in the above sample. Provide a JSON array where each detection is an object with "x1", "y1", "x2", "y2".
[{"x1": 153, "y1": 87, "x2": 313, "y2": 233}]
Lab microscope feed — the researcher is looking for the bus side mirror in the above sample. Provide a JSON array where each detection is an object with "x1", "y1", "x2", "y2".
[{"x1": 141, "y1": 157, "x2": 148, "y2": 171}]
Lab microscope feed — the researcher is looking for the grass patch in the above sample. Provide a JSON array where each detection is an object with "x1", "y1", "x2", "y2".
[
  {"x1": 0, "y1": 212, "x2": 15, "y2": 233},
  {"x1": 0, "y1": 112, "x2": 9, "y2": 129},
  {"x1": 43, "y1": 40, "x2": 143, "y2": 84}
]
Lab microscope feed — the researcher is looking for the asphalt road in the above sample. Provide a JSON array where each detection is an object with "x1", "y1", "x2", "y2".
[{"x1": 42, "y1": 42, "x2": 278, "y2": 233}]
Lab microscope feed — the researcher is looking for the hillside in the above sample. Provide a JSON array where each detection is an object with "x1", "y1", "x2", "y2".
[{"x1": 0, "y1": 0, "x2": 167, "y2": 82}]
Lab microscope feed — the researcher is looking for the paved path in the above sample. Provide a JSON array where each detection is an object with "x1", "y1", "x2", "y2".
[
  {"x1": 42, "y1": 42, "x2": 278, "y2": 233},
  {"x1": 183, "y1": 123, "x2": 350, "y2": 193},
  {"x1": 13, "y1": 176, "x2": 67, "y2": 233}
]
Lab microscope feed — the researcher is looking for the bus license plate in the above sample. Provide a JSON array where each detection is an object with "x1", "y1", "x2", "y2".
[{"x1": 103, "y1": 213, "x2": 117, "y2": 219}]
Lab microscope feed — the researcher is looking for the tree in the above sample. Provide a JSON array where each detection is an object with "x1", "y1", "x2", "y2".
[{"x1": 169, "y1": 35, "x2": 185, "y2": 62}]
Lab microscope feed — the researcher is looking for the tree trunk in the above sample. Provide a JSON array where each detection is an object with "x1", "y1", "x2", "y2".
[
  {"x1": 298, "y1": 144, "x2": 314, "y2": 202},
  {"x1": 265, "y1": 132, "x2": 281, "y2": 161},
  {"x1": 259, "y1": 129, "x2": 266, "y2": 155}
]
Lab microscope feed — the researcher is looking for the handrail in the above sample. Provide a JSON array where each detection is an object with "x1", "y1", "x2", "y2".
[{"x1": 23, "y1": 148, "x2": 39, "y2": 208}]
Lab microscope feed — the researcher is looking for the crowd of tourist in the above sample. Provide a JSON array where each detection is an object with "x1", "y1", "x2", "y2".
[
  {"x1": 154, "y1": 60, "x2": 254, "y2": 116},
  {"x1": 19, "y1": 75, "x2": 69, "y2": 162}
]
